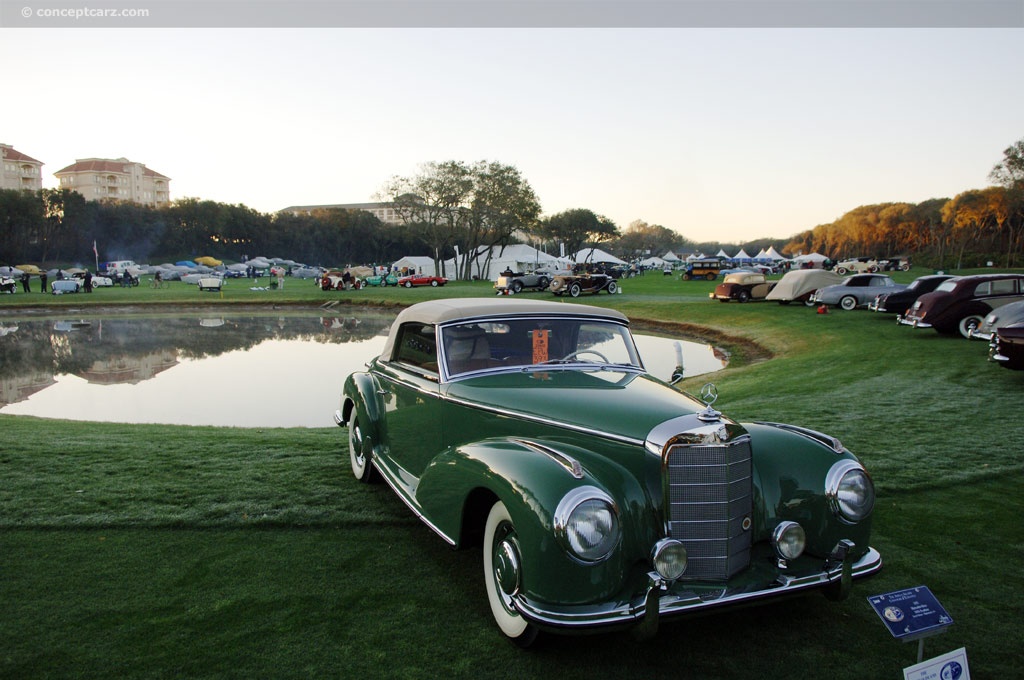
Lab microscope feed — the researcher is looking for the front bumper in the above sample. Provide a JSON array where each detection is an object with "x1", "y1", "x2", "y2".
[{"x1": 513, "y1": 545, "x2": 882, "y2": 633}]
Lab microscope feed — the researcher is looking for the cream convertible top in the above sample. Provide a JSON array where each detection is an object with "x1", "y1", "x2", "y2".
[{"x1": 379, "y1": 298, "x2": 630, "y2": 362}]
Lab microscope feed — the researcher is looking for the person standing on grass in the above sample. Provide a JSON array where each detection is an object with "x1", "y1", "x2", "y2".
[
  {"x1": 40, "y1": 271, "x2": 47, "y2": 293},
  {"x1": 21, "y1": 271, "x2": 30, "y2": 293}
]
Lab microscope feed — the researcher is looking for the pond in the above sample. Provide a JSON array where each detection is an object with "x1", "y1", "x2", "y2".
[{"x1": 0, "y1": 308, "x2": 728, "y2": 427}]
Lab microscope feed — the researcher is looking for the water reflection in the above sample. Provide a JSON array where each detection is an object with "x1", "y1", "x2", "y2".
[{"x1": 0, "y1": 309, "x2": 727, "y2": 427}]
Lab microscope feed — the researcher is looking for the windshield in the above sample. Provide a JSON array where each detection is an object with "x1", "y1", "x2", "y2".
[
  {"x1": 441, "y1": 317, "x2": 643, "y2": 378},
  {"x1": 935, "y1": 280, "x2": 959, "y2": 293}
]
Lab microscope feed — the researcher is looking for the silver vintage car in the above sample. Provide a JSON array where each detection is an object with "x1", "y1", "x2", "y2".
[{"x1": 809, "y1": 274, "x2": 906, "y2": 311}]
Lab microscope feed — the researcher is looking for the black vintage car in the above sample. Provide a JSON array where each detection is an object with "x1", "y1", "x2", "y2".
[
  {"x1": 548, "y1": 272, "x2": 617, "y2": 297},
  {"x1": 868, "y1": 274, "x2": 956, "y2": 315},
  {"x1": 990, "y1": 321, "x2": 1024, "y2": 370}
]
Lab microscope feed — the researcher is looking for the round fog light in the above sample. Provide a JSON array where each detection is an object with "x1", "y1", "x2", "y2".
[
  {"x1": 772, "y1": 521, "x2": 806, "y2": 561},
  {"x1": 652, "y1": 539, "x2": 688, "y2": 581}
]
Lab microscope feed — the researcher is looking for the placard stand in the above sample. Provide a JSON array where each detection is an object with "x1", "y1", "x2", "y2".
[{"x1": 867, "y1": 586, "x2": 954, "y2": 663}]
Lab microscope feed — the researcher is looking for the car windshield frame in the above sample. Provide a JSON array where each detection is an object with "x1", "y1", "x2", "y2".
[{"x1": 438, "y1": 315, "x2": 645, "y2": 382}]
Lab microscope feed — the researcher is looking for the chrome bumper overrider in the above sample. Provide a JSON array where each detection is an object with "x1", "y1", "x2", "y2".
[
  {"x1": 897, "y1": 315, "x2": 930, "y2": 328},
  {"x1": 512, "y1": 546, "x2": 882, "y2": 632}
]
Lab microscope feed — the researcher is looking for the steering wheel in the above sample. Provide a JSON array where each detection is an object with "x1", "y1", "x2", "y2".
[{"x1": 559, "y1": 349, "x2": 610, "y2": 363}]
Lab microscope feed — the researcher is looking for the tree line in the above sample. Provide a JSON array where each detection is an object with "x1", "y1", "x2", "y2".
[
  {"x1": 2, "y1": 140, "x2": 1021, "y2": 271},
  {"x1": 784, "y1": 139, "x2": 1024, "y2": 269}
]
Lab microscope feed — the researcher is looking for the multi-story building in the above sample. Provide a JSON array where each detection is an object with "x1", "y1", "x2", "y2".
[
  {"x1": 279, "y1": 201, "x2": 404, "y2": 225},
  {"x1": 0, "y1": 143, "x2": 44, "y2": 191},
  {"x1": 54, "y1": 157, "x2": 171, "y2": 206}
]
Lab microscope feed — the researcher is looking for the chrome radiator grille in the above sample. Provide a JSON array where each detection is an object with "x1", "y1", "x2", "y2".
[{"x1": 665, "y1": 437, "x2": 753, "y2": 580}]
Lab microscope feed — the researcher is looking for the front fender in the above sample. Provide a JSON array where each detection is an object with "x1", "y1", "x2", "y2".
[
  {"x1": 341, "y1": 371, "x2": 385, "y2": 449},
  {"x1": 416, "y1": 437, "x2": 654, "y2": 606},
  {"x1": 745, "y1": 423, "x2": 874, "y2": 561}
]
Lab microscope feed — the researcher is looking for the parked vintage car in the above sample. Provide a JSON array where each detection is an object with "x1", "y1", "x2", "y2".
[
  {"x1": 834, "y1": 257, "x2": 880, "y2": 275},
  {"x1": 970, "y1": 299, "x2": 1024, "y2": 342},
  {"x1": 548, "y1": 271, "x2": 617, "y2": 297},
  {"x1": 765, "y1": 269, "x2": 845, "y2": 306},
  {"x1": 197, "y1": 276, "x2": 224, "y2": 292},
  {"x1": 364, "y1": 272, "x2": 399, "y2": 287},
  {"x1": 399, "y1": 274, "x2": 448, "y2": 288},
  {"x1": 867, "y1": 274, "x2": 956, "y2": 315},
  {"x1": 710, "y1": 272, "x2": 778, "y2": 303},
  {"x1": 899, "y1": 273, "x2": 1024, "y2": 338},
  {"x1": 51, "y1": 279, "x2": 82, "y2": 294},
  {"x1": 494, "y1": 270, "x2": 554, "y2": 294},
  {"x1": 0, "y1": 276, "x2": 17, "y2": 294},
  {"x1": 681, "y1": 258, "x2": 723, "y2": 281},
  {"x1": 809, "y1": 274, "x2": 905, "y2": 311},
  {"x1": 990, "y1": 321, "x2": 1024, "y2": 370},
  {"x1": 336, "y1": 298, "x2": 881, "y2": 644}
]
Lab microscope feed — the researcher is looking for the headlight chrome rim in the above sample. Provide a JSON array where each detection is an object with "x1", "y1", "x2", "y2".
[
  {"x1": 554, "y1": 486, "x2": 621, "y2": 564},
  {"x1": 826, "y1": 459, "x2": 876, "y2": 524}
]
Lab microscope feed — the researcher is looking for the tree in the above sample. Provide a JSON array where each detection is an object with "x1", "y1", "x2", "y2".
[
  {"x1": 539, "y1": 208, "x2": 619, "y2": 261},
  {"x1": 612, "y1": 220, "x2": 691, "y2": 261},
  {"x1": 458, "y1": 161, "x2": 541, "y2": 280},
  {"x1": 989, "y1": 138, "x2": 1024, "y2": 189},
  {"x1": 379, "y1": 161, "x2": 474, "y2": 275}
]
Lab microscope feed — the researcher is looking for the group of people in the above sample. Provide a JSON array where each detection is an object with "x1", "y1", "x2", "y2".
[{"x1": 19, "y1": 270, "x2": 49, "y2": 293}]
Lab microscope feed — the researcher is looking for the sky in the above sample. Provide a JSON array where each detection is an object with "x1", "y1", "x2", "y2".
[{"x1": 2, "y1": 26, "x2": 1022, "y2": 243}]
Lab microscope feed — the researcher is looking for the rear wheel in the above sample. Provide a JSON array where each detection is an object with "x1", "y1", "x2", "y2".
[
  {"x1": 737, "y1": 290, "x2": 751, "y2": 303},
  {"x1": 836, "y1": 267, "x2": 849, "y2": 275},
  {"x1": 484, "y1": 501, "x2": 538, "y2": 647},
  {"x1": 706, "y1": 272, "x2": 716, "y2": 281},
  {"x1": 606, "y1": 281, "x2": 618, "y2": 294},
  {"x1": 431, "y1": 280, "x2": 439, "y2": 287},
  {"x1": 839, "y1": 295, "x2": 858, "y2": 311}
]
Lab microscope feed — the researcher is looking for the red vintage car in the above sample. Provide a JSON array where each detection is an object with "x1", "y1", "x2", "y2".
[{"x1": 398, "y1": 274, "x2": 448, "y2": 288}]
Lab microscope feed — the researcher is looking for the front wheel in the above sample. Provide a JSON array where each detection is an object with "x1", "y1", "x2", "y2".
[
  {"x1": 511, "y1": 280, "x2": 523, "y2": 293},
  {"x1": 958, "y1": 315, "x2": 984, "y2": 339},
  {"x1": 484, "y1": 501, "x2": 539, "y2": 647},
  {"x1": 568, "y1": 282, "x2": 582, "y2": 297},
  {"x1": 348, "y1": 414, "x2": 376, "y2": 483},
  {"x1": 839, "y1": 295, "x2": 858, "y2": 311},
  {"x1": 836, "y1": 267, "x2": 849, "y2": 275},
  {"x1": 403, "y1": 281, "x2": 413, "y2": 288},
  {"x1": 431, "y1": 280, "x2": 439, "y2": 287}
]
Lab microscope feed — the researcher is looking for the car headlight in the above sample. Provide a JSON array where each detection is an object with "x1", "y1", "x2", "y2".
[
  {"x1": 554, "y1": 487, "x2": 620, "y2": 563},
  {"x1": 771, "y1": 521, "x2": 806, "y2": 561},
  {"x1": 652, "y1": 539, "x2": 688, "y2": 580},
  {"x1": 826, "y1": 460, "x2": 876, "y2": 524}
]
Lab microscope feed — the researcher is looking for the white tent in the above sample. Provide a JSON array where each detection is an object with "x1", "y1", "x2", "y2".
[
  {"x1": 573, "y1": 248, "x2": 626, "y2": 265},
  {"x1": 734, "y1": 249, "x2": 752, "y2": 261},
  {"x1": 662, "y1": 251, "x2": 682, "y2": 262},
  {"x1": 764, "y1": 246, "x2": 786, "y2": 261},
  {"x1": 446, "y1": 244, "x2": 563, "y2": 281},
  {"x1": 791, "y1": 252, "x2": 828, "y2": 268},
  {"x1": 392, "y1": 256, "x2": 437, "y2": 277},
  {"x1": 641, "y1": 256, "x2": 667, "y2": 268},
  {"x1": 754, "y1": 248, "x2": 769, "y2": 260},
  {"x1": 716, "y1": 249, "x2": 730, "y2": 259}
]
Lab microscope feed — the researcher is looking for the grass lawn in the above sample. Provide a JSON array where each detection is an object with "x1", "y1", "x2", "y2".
[{"x1": 1, "y1": 268, "x2": 1022, "y2": 678}]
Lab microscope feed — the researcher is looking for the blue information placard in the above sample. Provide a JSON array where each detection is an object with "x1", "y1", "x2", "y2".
[{"x1": 868, "y1": 586, "x2": 954, "y2": 640}]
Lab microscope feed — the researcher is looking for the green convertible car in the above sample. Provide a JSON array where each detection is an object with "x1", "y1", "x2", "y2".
[{"x1": 336, "y1": 298, "x2": 881, "y2": 645}]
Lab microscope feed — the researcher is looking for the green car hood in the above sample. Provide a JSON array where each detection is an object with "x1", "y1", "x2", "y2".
[{"x1": 442, "y1": 369, "x2": 706, "y2": 443}]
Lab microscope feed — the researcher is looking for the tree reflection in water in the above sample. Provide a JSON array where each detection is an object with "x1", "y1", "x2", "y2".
[{"x1": 0, "y1": 309, "x2": 726, "y2": 427}]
